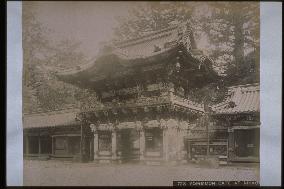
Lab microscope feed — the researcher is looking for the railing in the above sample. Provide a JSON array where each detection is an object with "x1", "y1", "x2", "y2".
[
  {"x1": 101, "y1": 83, "x2": 169, "y2": 99},
  {"x1": 83, "y1": 91, "x2": 204, "y2": 113},
  {"x1": 101, "y1": 87, "x2": 140, "y2": 99},
  {"x1": 82, "y1": 94, "x2": 171, "y2": 112},
  {"x1": 146, "y1": 82, "x2": 168, "y2": 91}
]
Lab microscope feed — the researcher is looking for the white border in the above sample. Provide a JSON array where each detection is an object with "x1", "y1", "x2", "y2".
[
  {"x1": 6, "y1": 2, "x2": 282, "y2": 186},
  {"x1": 7, "y1": 1, "x2": 23, "y2": 186},
  {"x1": 260, "y1": 2, "x2": 282, "y2": 186}
]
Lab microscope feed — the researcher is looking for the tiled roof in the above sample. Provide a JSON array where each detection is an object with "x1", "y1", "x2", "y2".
[
  {"x1": 23, "y1": 108, "x2": 80, "y2": 129},
  {"x1": 57, "y1": 22, "x2": 210, "y2": 77},
  {"x1": 107, "y1": 22, "x2": 203, "y2": 61},
  {"x1": 112, "y1": 26, "x2": 180, "y2": 59},
  {"x1": 212, "y1": 83, "x2": 260, "y2": 114}
]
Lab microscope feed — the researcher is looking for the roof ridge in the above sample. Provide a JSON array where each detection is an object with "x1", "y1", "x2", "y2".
[
  {"x1": 228, "y1": 83, "x2": 259, "y2": 89},
  {"x1": 113, "y1": 24, "x2": 179, "y2": 47},
  {"x1": 23, "y1": 106, "x2": 80, "y2": 116}
]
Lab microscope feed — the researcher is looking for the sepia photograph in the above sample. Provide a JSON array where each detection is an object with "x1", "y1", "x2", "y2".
[{"x1": 21, "y1": 1, "x2": 261, "y2": 186}]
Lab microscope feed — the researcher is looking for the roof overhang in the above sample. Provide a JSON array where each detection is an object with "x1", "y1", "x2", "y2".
[{"x1": 56, "y1": 45, "x2": 217, "y2": 88}]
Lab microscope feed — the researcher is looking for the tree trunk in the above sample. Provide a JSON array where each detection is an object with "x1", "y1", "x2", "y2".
[{"x1": 232, "y1": 13, "x2": 245, "y2": 73}]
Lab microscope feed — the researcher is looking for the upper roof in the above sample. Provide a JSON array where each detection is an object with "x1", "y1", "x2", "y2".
[
  {"x1": 56, "y1": 22, "x2": 215, "y2": 84},
  {"x1": 23, "y1": 108, "x2": 80, "y2": 129},
  {"x1": 212, "y1": 83, "x2": 260, "y2": 115},
  {"x1": 110, "y1": 23, "x2": 196, "y2": 59}
]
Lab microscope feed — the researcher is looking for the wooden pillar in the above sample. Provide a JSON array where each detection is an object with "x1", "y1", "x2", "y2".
[
  {"x1": 112, "y1": 130, "x2": 117, "y2": 160},
  {"x1": 227, "y1": 116, "x2": 234, "y2": 162},
  {"x1": 177, "y1": 129, "x2": 182, "y2": 161},
  {"x1": 89, "y1": 136, "x2": 94, "y2": 161},
  {"x1": 187, "y1": 141, "x2": 191, "y2": 160},
  {"x1": 139, "y1": 129, "x2": 145, "y2": 160},
  {"x1": 66, "y1": 137, "x2": 69, "y2": 155},
  {"x1": 169, "y1": 90, "x2": 174, "y2": 101},
  {"x1": 51, "y1": 136, "x2": 54, "y2": 155},
  {"x1": 80, "y1": 125, "x2": 84, "y2": 161},
  {"x1": 38, "y1": 136, "x2": 41, "y2": 155},
  {"x1": 228, "y1": 127, "x2": 235, "y2": 161},
  {"x1": 26, "y1": 135, "x2": 30, "y2": 155},
  {"x1": 94, "y1": 131, "x2": 99, "y2": 160}
]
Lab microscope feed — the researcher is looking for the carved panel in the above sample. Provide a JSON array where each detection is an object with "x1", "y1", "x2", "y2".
[
  {"x1": 117, "y1": 121, "x2": 136, "y2": 130},
  {"x1": 145, "y1": 120, "x2": 160, "y2": 128}
]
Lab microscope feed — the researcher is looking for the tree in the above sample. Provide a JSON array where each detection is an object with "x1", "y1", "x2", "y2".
[
  {"x1": 113, "y1": 2, "x2": 259, "y2": 85},
  {"x1": 23, "y1": 4, "x2": 53, "y2": 112},
  {"x1": 201, "y1": 2, "x2": 259, "y2": 83},
  {"x1": 225, "y1": 50, "x2": 259, "y2": 85},
  {"x1": 47, "y1": 40, "x2": 89, "y2": 69},
  {"x1": 113, "y1": 2, "x2": 201, "y2": 41},
  {"x1": 32, "y1": 39, "x2": 97, "y2": 111},
  {"x1": 23, "y1": 4, "x2": 98, "y2": 112}
]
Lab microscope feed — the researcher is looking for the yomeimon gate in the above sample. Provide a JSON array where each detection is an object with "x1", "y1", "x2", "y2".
[{"x1": 55, "y1": 22, "x2": 218, "y2": 164}]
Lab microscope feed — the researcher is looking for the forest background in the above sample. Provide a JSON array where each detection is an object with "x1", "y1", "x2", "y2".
[{"x1": 23, "y1": 2, "x2": 259, "y2": 113}]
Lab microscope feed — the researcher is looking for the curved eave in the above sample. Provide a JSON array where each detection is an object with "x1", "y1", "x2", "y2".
[
  {"x1": 213, "y1": 110, "x2": 260, "y2": 116},
  {"x1": 113, "y1": 44, "x2": 181, "y2": 66},
  {"x1": 56, "y1": 44, "x2": 218, "y2": 86},
  {"x1": 56, "y1": 45, "x2": 181, "y2": 83},
  {"x1": 23, "y1": 122, "x2": 81, "y2": 130}
]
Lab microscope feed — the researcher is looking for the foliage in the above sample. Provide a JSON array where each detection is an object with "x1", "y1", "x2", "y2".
[
  {"x1": 224, "y1": 51, "x2": 259, "y2": 86},
  {"x1": 201, "y1": 2, "x2": 259, "y2": 76},
  {"x1": 23, "y1": 2, "x2": 259, "y2": 113},
  {"x1": 23, "y1": 6, "x2": 98, "y2": 113},
  {"x1": 112, "y1": 2, "x2": 259, "y2": 104},
  {"x1": 23, "y1": 4, "x2": 51, "y2": 112},
  {"x1": 113, "y1": 2, "x2": 201, "y2": 41}
]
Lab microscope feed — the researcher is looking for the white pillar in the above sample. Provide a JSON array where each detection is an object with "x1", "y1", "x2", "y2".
[
  {"x1": 94, "y1": 132, "x2": 99, "y2": 160},
  {"x1": 112, "y1": 130, "x2": 117, "y2": 160},
  {"x1": 139, "y1": 130, "x2": 145, "y2": 160},
  {"x1": 177, "y1": 129, "x2": 182, "y2": 161},
  {"x1": 163, "y1": 128, "x2": 169, "y2": 161}
]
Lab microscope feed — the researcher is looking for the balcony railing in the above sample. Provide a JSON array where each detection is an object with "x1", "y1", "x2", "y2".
[
  {"x1": 101, "y1": 83, "x2": 169, "y2": 99},
  {"x1": 82, "y1": 94, "x2": 171, "y2": 112},
  {"x1": 82, "y1": 93, "x2": 204, "y2": 114}
]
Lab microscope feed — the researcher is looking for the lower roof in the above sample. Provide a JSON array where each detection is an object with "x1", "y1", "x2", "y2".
[
  {"x1": 23, "y1": 108, "x2": 80, "y2": 129},
  {"x1": 212, "y1": 83, "x2": 260, "y2": 115}
]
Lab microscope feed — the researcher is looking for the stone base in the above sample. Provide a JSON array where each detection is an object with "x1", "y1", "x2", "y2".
[
  {"x1": 143, "y1": 156, "x2": 164, "y2": 166},
  {"x1": 111, "y1": 158, "x2": 123, "y2": 164},
  {"x1": 169, "y1": 160, "x2": 178, "y2": 166},
  {"x1": 180, "y1": 159, "x2": 188, "y2": 164},
  {"x1": 24, "y1": 155, "x2": 51, "y2": 161},
  {"x1": 197, "y1": 157, "x2": 220, "y2": 168},
  {"x1": 145, "y1": 161, "x2": 162, "y2": 166},
  {"x1": 219, "y1": 161, "x2": 228, "y2": 166},
  {"x1": 98, "y1": 159, "x2": 112, "y2": 164},
  {"x1": 139, "y1": 160, "x2": 146, "y2": 165}
]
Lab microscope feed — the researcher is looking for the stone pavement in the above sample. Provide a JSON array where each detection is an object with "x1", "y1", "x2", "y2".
[{"x1": 24, "y1": 160, "x2": 259, "y2": 186}]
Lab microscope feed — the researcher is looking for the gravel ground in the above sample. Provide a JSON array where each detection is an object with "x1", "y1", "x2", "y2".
[{"x1": 24, "y1": 160, "x2": 259, "y2": 186}]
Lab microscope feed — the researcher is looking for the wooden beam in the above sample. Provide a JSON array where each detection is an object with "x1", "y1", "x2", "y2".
[
  {"x1": 38, "y1": 134, "x2": 41, "y2": 155},
  {"x1": 52, "y1": 137, "x2": 54, "y2": 155},
  {"x1": 80, "y1": 124, "x2": 83, "y2": 161}
]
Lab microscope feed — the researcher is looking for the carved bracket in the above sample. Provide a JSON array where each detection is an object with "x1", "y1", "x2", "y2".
[{"x1": 89, "y1": 123, "x2": 97, "y2": 133}]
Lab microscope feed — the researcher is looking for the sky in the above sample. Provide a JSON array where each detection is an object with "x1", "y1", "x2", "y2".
[
  {"x1": 24, "y1": 1, "x2": 240, "y2": 75},
  {"x1": 25, "y1": 1, "x2": 145, "y2": 59},
  {"x1": 25, "y1": 2, "x2": 214, "y2": 60}
]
